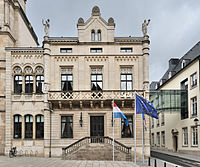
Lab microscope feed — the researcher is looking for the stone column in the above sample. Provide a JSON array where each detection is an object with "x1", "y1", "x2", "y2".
[
  {"x1": 43, "y1": 36, "x2": 51, "y2": 157},
  {"x1": 5, "y1": 50, "x2": 12, "y2": 155},
  {"x1": 4, "y1": 0, "x2": 10, "y2": 31},
  {"x1": 142, "y1": 36, "x2": 150, "y2": 91}
]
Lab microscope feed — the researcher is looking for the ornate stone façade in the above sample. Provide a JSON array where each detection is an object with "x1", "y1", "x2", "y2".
[{"x1": 4, "y1": 5, "x2": 151, "y2": 159}]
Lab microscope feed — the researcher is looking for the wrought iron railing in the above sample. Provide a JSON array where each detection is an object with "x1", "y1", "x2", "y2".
[
  {"x1": 62, "y1": 136, "x2": 132, "y2": 158},
  {"x1": 49, "y1": 90, "x2": 144, "y2": 101}
]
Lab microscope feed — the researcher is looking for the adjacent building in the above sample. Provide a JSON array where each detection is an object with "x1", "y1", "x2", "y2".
[
  {"x1": 150, "y1": 42, "x2": 200, "y2": 156},
  {"x1": 0, "y1": 0, "x2": 38, "y2": 154},
  {"x1": 4, "y1": 6, "x2": 151, "y2": 159}
]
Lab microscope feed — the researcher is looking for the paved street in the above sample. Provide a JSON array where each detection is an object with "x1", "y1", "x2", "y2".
[{"x1": 0, "y1": 156, "x2": 140, "y2": 167}]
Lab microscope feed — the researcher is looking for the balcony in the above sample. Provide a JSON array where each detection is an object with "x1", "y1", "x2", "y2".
[{"x1": 48, "y1": 90, "x2": 144, "y2": 101}]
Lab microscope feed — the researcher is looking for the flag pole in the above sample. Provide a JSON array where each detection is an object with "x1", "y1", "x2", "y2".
[
  {"x1": 142, "y1": 114, "x2": 144, "y2": 164},
  {"x1": 134, "y1": 91, "x2": 137, "y2": 164},
  {"x1": 112, "y1": 100, "x2": 115, "y2": 161}
]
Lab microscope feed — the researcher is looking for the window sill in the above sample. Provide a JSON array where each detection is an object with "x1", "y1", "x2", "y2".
[
  {"x1": 182, "y1": 145, "x2": 188, "y2": 147},
  {"x1": 191, "y1": 145, "x2": 198, "y2": 147},
  {"x1": 190, "y1": 85, "x2": 197, "y2": 89}
]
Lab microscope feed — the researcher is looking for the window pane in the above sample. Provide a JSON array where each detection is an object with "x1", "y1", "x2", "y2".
[
  {"x1": 121, "y1": 82, "x2": 126, "y2": 90},
  {"x1": 121, "y1": 75, "x2": 126, "y2": 80},
  {"x1": 91, "y1": 75, "x2": 96, "y2": 81},
  {"x1": 61, "y1": 116, "x2": 73, "y2": 138},
  {"x1": 97, "y1": 75, "x2": 102, "y2": 80},
  {"x1": 68, "y1": 75, "x2": 73, "y2": 81},
  {"x1": 97, "y1": 82, "x2": 102, "y2": 90},
  {"x1": 62, "y1": 75, "x2": 67, "y2": 81},
  {"x1": 127, "y1": 75, "x2": 132, "y2": 80}
]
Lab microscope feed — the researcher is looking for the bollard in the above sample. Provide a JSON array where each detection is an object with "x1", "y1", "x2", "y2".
[
  {"x1": 148, "y1": 157, "x2": 151, "y2": 166},
  {"x1": 164, "y1": 162, "x2": 166, "y2": 167},
  {"x1": 154, "y1": 159, "x2": 157, "y2": 167}
]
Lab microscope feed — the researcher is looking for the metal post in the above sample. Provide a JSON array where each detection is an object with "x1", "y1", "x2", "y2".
[
  {"x1": 154, "y1": 159, "x2": 157, "y2": 167},
  {"x1": 49, "y1": 109, "x2": 52, "y2": 158},
  {"x1": 148, "y1": 157, "x2": 151, "y2": 166},
  {"x1": 142, "y1": 114, "x2": 144, "y2": 163}
]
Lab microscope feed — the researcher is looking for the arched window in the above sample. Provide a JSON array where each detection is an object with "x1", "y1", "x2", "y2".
[
  {"x1": 97, "y1": 30, "x2": 101, "y2": 41},
  {"x1": 13, "y1": 66, "x2": 22, "y2": 94},
  {"x1": 91, "y1": 30, "x2": 95, "y2": 41},
  {"x1": 24, "y1": 66, "x2": 33, "y2": 94},
  {"x1": 36, "y1": 115, "x2": 44, "y2": 139},
  {"x1": 13, "y1": 115, "x2": 22, "y2": 139},
  {"x1": 35, "y1": 66, "x2": 44, "y2": 94},
  {"x1": 25, "y1": 115, "x2": 33, "y2": 139}
]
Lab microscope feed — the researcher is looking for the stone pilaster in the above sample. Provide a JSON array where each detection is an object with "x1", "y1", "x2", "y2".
[
  {"x1": 142, "y1": 36, "x2": 150, "y2": 91},
  {"x1": 5, "y1": 50, "x2": 12, "y2": 155}
]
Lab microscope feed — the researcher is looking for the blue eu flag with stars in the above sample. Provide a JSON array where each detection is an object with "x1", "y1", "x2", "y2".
[{"x1": 136, "y1": 94, "x2": 158, "y2": 119}]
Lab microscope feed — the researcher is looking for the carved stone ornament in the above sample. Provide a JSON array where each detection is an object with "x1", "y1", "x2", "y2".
[
  {"x1": 92, "y1": 6, "x2": 100, "y2": 16},
  {"x1": 108, "y1": 17, "x2": 114, "y2": 24},
  {"x1": 78, "y1": 17, "x2": 84, "y2": 24}
]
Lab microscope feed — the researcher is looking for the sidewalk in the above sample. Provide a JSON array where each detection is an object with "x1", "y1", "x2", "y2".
[{"x1": 151, "y1": 149, "x2": 200, "y2": 163}]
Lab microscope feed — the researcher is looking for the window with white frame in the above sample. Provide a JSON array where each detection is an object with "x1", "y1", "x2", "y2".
[
  {"x1": 182, "y1": 127, "x2": 188, "y2": 146},
  {"x1": 191, "y1": 72, "x2": 197, "y2": 87},
  {"x1": 161, "y1": 131, "x2": 165, "y2": 146},
  {"x1": 151, "y1": 133, "x2": 154, "y2": 145},
  {"x1": 157, "y1": 132, "x2": 160, "y2": 146},
  {"x1": 191, "y1": 126, "x2": 198, "y2": 146},
  {"x1": 191, "y1": 96, "x2": 197, "y2": 116},
  {"x1": 91, "y1": 67, "x2": 103, "y2": 91},
  {"x1": 121, "y1": 67, "x2": 132, "y2": 90},
  {"x1": 151, "y1": 118, "x2": 154, "y2": 128},
  {"x1": 61, "y1": 68, "x2": 73, "y2": 91},
  {"x1": 181, "y1": 59, "x2": 186, "y2": 69}
]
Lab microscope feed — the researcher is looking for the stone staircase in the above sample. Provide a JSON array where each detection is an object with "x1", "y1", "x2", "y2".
[{"x1": 62, "y1": 136, "x2": 132, "y2": 161}]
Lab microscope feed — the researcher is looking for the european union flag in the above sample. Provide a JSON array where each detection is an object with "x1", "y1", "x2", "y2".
[{"x1": 136, "y1": 94, "x2": 158, "y2": 119}]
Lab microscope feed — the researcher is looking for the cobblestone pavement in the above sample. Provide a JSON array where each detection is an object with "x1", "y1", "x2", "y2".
[{"x1": 0, "y1": 156, "x2": 139, "y2": 167}]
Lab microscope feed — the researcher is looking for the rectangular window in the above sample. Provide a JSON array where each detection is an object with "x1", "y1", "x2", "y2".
[
  {"x1": 60, "y1": 48, "x2": 72, "y2": 53},
  {"x1": 90, "y1": 48, "x2": 102, "y2": 53},
  {"x1": 121, "y1": 67, "x2": 132, "y2": 90},
  {"x1": 151, "y1": 118, "x2": 154, "y2": 128},
  {"x1": 157, "y1": 115, "x2": 160, "y2": 127},
  {"x1": 14, "y1": 115, "x2": 22, "y2": 139},
  {"x1": 61, "y1": 68, "x2": 73, "y2": 91},
  {"x1": 191, "y1": 72, "x2": 197, "y2": 87},
  {"x1": 151, "y1": 133, "x2": 154, "y2": 145},
  {"x1": 191, "y1": 126, "x2": 198, "y2": 146},
  {"x1": 36, "y1": 75, "x2": 44, "y2": 94},
  {"x1": 191, "y1": 97, "x2": 197, "y2": 116},
  {"x1": 157, "y1": 132, "x2": 160, "y2": 146},
  {"x1": 161, "y1": 113, "x2": 164, "y2": 125},
  {"x1": 182, "y1": 127, "x2": 188, "y2": 146},
  {"x1": 25, "y1": 75, "x2": 33, "y2": 94},
  {"x1": 36, "y1": 115, "x2": 44, "y2": 139},
  {"x1": 120, "y1": 48, "x2": 133, "y2": 53},
  {"x1": 91, "y1": 67, "x2": 102, "y2": 91},
  {"x1": 61, "y1": 116, "x2": 73, "y2": 138},
  {"x1": 121, "y1": 115, "x2": 133, "y2": 138},
  {"x1": 14, "y1": 75, "x2": 22, "y2": 94},
  {"x1": 25, "y1": 115, "x2": 33, "y2": 139},
  {"x1": 161, "y1": 131, "x2": 165, "y2": 146},
  {"x1": 181, "y1": 79, "x2": 188, "y2": 119}
]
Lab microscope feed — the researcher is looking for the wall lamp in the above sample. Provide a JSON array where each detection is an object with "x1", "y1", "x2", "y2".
[
  {"x1": 79, "y1": 112, "x2": 83, "y2": 127},
  {"x1": 194, "y1": 118, "x2": 200, "y2": 126}
]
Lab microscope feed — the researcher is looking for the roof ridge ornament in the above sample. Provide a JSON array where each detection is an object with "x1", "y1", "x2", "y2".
[{"x1": 92, "y1": 6, "x2": 100, "y2": 16}]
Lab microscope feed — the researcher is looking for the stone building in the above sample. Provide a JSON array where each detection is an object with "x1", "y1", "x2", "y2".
[
  {"x1": 4, "y1": 5, "x2": 151, "y2": 159},
  {"x1": 0, "y1": 0, "x2": 38, "y2": 154},
  {"x1": 150, "y1": 42, "x2": 200, "y2": 156}
]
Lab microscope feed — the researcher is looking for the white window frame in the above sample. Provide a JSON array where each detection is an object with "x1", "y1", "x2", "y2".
[
  {"x1": 182, "y1": 127, "x2": 188, "y2": 146},
  {"x1": 191, "y1": 126, "x2": 198, "y2": 146},
  {"x1": 191, "y1": 96, "x2": 197, "y2": 116}
]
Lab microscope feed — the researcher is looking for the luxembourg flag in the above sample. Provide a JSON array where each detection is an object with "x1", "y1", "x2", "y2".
[{"x1": 113, "y1": 102, "x2": 129, "y2": 126}]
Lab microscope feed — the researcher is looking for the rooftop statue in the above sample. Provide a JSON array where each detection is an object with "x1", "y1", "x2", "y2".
[
  {"x1": 42, "y1": 19, "x2": 50, "y2": 37},
  {"x1": 142, "y1": 19, "x2": 150, "y2": 36}
]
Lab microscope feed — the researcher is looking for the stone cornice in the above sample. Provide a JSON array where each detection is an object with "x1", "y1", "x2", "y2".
[{"x1": 0, "y1": 31, "x2": 16, "y2": 43}]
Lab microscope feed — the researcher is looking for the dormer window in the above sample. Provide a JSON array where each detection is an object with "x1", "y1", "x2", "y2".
[
  {"x1": 97, "y1": 30, "x2": 101, "y2": 41},
  {"x1": 181, "y1": 60, "x2": 186, "y2": 69},
  {"x1": 91, "y1": 30, "x2": 95, "y2": 41},
  {"x1": 168, "y1": 72, "x2": 172, "y2": 79}
]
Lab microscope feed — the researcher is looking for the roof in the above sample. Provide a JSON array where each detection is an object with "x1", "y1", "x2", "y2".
[{"x1": 154, "y1": 41, "x2": 200, "y2": 89}]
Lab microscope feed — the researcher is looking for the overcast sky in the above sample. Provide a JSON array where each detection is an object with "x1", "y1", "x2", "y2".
[{"x1": 26, "y1": 0, "x2": 200, "y2": 82}]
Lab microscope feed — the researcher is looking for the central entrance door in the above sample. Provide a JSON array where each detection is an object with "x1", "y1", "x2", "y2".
[{"x1": 90, "y1": 116, "x2": 104, "y2": 137}]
